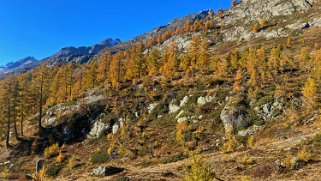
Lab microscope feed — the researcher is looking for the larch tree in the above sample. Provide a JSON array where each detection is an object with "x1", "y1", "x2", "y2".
[
  {"x1": 233, "y1": 69, "x2": 243, "y2": 93},
  {"x1": 17, "y1": 74, "x2": 33, "y2": 137},
  {"x1": 160, "y1": 42, "x2": 179, "y2": 79},
  {"x1": 184, "y1": 20, "x2": 191, "y2": 33},
  {"x1": 197, "y1": 38, "x2": 211, "y2": 72},
  {"x1": 34, "y1": 64, "x2": 51, "y2": 136},
  {"x1": 256, "y1": 47, "x2": 267, "y2": 83},
  {"x1": 97, "y1": 52, "x2": 112, "y2": 84},
  {"x1": 312, "y1": 49, "x2": 321, "y2": 83},
  {"x1": 147, "y1": 48, "x2": 161, "y2": 76},
  {"x1": 302, "y1": 77, "x2": 317, "y2": 110},
  {"x1": 71, "y1": 66, "x2": 85, "y2": 99},
  {"x1": 1, "y1": 76, "x2": 15, "y2": 147},
  {"x1": 11, "y1": 77, "x2": 21, "y2": 141},
  {"x1": 230, "y1": 48, "x2": 240, "y2": 71},
  {"x1": 109, "y1": 53, "x2": 123, "y2": 89},
  {"x1": 247, "y1": 53, "x2": 259, "y2": 87},
  {"x1": 189, "y1": 35, "x2": 201, "y2": 69},
  {"x1": 84, "y1": 61, "x2": 98, "y2": 90}
]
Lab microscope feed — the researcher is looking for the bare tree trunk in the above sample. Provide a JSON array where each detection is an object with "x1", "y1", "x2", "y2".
[
  {"x1": 39, "y1": 75, "x2": 44, "y2": 136},
  {"x1": 6, "y1": 102, "x2": 11, "y2": 148},
  {"x1": 20, "y1": 113, "x2": 24, "y2": 137},
  {"x1": 13, "y1": 114, "x2": 19, "y2": 141},
  {"x1": 20, "y1": 90, "x2": 24, "y2": 137}
]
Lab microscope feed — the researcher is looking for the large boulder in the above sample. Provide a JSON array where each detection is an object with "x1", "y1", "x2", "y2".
[
  {"x1": 92, "y1": 166, "x2": 124, "y2": 177},
  {"x1": 42, "y1": 104, "x2": 80, "y2": 128},
  {"x1": 88, "y1": 121, "x2": 109, "y2": 138},
  {"x1": 220, "y1": 98, "x2": 250, "y2": 131}
]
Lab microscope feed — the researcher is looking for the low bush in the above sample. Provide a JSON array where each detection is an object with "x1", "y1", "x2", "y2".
[
  {"x1": 46, "y1": 164, "x2": 61, "y2": 177},
  {"x1": 159, "y1": 153, "x2": 187, "y2": 164},
  {"x1": 90, "y1": 150, "x2": 109, "y2": 164},
  {"x1": 184, "y1": 155, "x2": 215, "y2": 181}
]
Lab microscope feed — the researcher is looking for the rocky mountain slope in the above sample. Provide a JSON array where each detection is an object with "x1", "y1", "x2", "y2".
[{"x1": 1, "y1": 0, "x2": 321, "y2": 180}]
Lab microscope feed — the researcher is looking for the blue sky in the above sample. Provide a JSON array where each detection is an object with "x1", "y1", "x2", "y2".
[{"x1": 0, "y1": 0, "x2": 230, "y2": 65}]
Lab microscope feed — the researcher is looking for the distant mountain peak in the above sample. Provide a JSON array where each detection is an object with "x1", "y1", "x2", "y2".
[{"x1": 44, "y1": 38, "x2": 121, "y2": 64}]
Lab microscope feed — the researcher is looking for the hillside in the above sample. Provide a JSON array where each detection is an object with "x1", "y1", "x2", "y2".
[{"x1": 0, "y1": 0, "x2": 321, "y2": 181}]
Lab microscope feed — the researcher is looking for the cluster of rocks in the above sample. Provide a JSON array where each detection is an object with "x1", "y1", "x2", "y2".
[{"x1": 254, "y1": 99, "x2": 284, "y2": 121}]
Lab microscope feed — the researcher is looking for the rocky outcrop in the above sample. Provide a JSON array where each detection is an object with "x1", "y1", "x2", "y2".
[{"x1": 254, "y1": 99, "x2": 284, "y2": 121}]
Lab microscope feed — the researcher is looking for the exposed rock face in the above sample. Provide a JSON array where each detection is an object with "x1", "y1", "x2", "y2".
[
  {"x1": 220, "y1": 99, "x2": 249, "y2": 131},
  {"x1": 224, "y1": 0, "x2": 314, "y2": 25},
  {"x1": 42, "y1": 104, "x2": 80, "y2": 128}
]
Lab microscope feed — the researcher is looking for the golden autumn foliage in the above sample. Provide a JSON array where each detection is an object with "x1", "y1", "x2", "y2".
[{"x1": 302, "y1": 77, "x2": 317, "y2": 110}]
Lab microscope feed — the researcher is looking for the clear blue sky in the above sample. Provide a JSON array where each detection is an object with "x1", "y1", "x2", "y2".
[{"x1": 0, "y1": 0, "x2": 230, "y2": 65}]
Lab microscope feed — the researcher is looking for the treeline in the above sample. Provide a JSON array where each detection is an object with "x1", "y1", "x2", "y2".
[{"x1": 1, "y1": 34, "x2": 321, "y2": 149}]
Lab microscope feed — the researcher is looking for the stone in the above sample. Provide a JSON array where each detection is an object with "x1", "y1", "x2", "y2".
[
  {"x1": 177, "y1": 117, "x2": 188, "y2": 123},
  {"x1": 180, "y1": 96, "x2": 189, "y2": 107},
  {"x1": 88, "y1": 121, "x2": 109, "y2": 138},
  {"x1": 309, "y1": 18, "x2": 321, "y2": 27},
  {"x1": 36, "y1": 159, "x2": 45, "y2": 173},
  {"x1": 169, "y1": 103, "x2": 180, "y2": 113},
  {"x1": 112, "y1": 124, "x2": 119, "y2": 134},
  {"x1": 197, "y1": 97, "x2": 207, "y2": 106},
  {"x1": 147, "y1": 103, "x2": 158, "y2": 114},
  {"x1": 135, "y1": 112, "x2": 139, "y2": 118},
  {"x1": 119, "y1": 117, "x2": 125, "y2": 127},
  {"x1": 286, "y1": 22, "x2": 309, "y2": 30},
  {"x1": 92, "y1": 166, "x2": 124, "y2": 177}
]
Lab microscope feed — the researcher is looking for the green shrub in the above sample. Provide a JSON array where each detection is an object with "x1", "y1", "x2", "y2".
[
  {"x1": 90, "y1": 150, "x2": 109, "y2": 164},
  {"x1": 46, "y1": 164, "x2": 61, "y2": 177}
]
